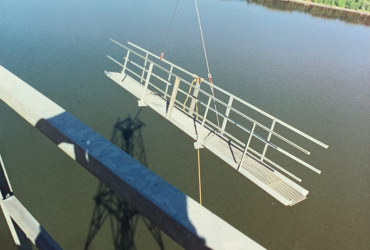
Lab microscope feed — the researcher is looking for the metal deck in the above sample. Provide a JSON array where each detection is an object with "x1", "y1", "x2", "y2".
[{"x1": 105, "y1": 39, "x2": 328, "y2": 206}]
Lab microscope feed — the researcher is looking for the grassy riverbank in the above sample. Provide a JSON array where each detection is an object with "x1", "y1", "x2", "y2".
[
  {"x1": 306, "y1": 0, "x2": 369, "y2": 11},
  {"x1": 246, "y1": 0, "x2": 370, "y2": 26}
]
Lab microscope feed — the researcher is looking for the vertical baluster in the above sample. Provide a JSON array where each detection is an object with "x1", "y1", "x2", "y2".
[
  {"x1": 138, "y1": 63, "x2": 153, "y2": 107},
  {"x1": 196, "y1": 95, "x2": 212, "y2": 144},
  {"x1": 261, "y1": 119, "x2": 276, "y2": 162},
  {"x1": 140, "y1": 52, "x2": 149, "y2": 83},
  {"x1": 189, "y1": 76, "x2": 201, "y2": 117},
  {"x1": 238, "y1": 122, "x2": 256, "y2": 170},
  {"x1": 166, "y1": 76, "x2": 181, "y2": 119},
  {"x1": 122, "y1": 50, "x2": 130, "y2": 74},
  {"x1": 164, "y1": 65, "x2": 173, "y2": 99},
  {"x1": 220, "y1": 96, "x2": 233, "y2": 135}
]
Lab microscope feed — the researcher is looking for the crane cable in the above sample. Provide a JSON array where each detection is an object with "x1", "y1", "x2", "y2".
[
  {"x1": 194, "y1": 0, "x2": 221, "y2": 129},
  {"x1": 160, "y1": 0, "x2": 180, "y2": 61}
]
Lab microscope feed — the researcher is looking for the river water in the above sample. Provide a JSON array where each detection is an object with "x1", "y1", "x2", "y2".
[{"x1": 0, "y1": 0, "x2": 369, "y2": 249}]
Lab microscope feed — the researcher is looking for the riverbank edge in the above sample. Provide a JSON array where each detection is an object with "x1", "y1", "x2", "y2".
[{"x1": 280, "y1": 0, "x2": 370, "y2": 16}]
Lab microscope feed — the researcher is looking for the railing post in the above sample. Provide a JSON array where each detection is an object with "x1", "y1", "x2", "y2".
[
  {"x1": 238, "y1": 122, "x2": 256, "y2": 170},
  {"x1": 189, "y1": 76, "x2": 201, "y2": 117},
  {"x1": 220, "y1": 96, "x2": 233, "y2": 135},
  {"x1": 140, "y1": 52, "x2": 149, "y2": 83},
  {"x1": 138, "y1": 63, "x2": 153, "y2": 107},
  {"x1": 121, "y1": 50, "x2": 130, "y2": 74},
  {"x1": 261, "y1": 119, "x2": 276, "y2": 162},
  {"x1": 195, "y1": 96, "x2": 212, "y2": 149},
  {"x1": 0, "y1": 155, "x2": 21, "y2": 247},
  {"x1": 166, "y1": 76, "x2": 180, "y2": 119},
  {"x1": 164, "y1": 65, "x2": 173, "y2": 100}
]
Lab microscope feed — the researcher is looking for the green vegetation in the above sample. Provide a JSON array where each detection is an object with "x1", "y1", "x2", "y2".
[
  {"x1": 310, "y1": 0, "x2": 370, "y2": 10},
  {"x1": 245, "y1": 0, "x2": 370, "y2": 26}
]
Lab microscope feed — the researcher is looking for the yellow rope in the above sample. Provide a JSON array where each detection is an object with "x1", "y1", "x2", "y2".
[{"x1": 197, "y1": 148, "x2": 202, "y2": 205}]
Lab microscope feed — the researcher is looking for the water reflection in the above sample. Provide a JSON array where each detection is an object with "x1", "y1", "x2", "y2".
[
  {"x1": 245, "y1": 0, "x2": 370, "y2": 26},
  {"x1": 84, "y1": 111, "x2": 164, "y2": 250}
]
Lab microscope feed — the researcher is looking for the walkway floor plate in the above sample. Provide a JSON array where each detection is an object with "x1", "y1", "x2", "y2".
[{"x1": 106, "y1": 71, "x2": 308, "y2": 206}]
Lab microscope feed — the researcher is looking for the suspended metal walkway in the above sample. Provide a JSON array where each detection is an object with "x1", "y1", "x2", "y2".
[{"x1": 105, "y1": 39, "x2": 328, "y2": 206}]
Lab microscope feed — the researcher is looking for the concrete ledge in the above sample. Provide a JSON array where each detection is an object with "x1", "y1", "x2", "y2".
[{"x1": 0, "y1": 65, "x2": 265, "y2": 250}]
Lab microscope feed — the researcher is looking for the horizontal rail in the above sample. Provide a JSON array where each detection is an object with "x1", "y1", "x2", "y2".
[
  {"x1": 124, "y1": 39, "x2": 328, "y2": 149},
  {"x1": 173, "y1": 80, "x2": 311, "y2": 155},
  {"x1": 111, "y1": 42, "x2": 314, "y2": 155},
  {"x1": 196, "y1": 116, "x2": 303, "y2": 182},
  {"x1": 202, "y1": 101, "x2": 321, "y2": 174},
  {"x1": 129, "y1": 60, "x2": 172, "y2": 87},
  {"x1": 110, "y1": 39, "x2": 327, "y2": 177}
]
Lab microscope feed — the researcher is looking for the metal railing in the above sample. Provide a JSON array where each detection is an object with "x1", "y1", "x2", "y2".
[{"x1": 107, "y1": 38, "x2": 329, "y2": 183}]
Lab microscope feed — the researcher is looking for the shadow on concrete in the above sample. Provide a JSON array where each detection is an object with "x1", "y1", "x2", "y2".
[
  {"x1": 84, "y1": 111, "x2": 165, "y2": 250},
  {"x1": 35, "y1": 110, "x2": 207, "y2": 250}
]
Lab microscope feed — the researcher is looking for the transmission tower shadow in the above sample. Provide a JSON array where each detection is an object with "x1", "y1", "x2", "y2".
[{"x1": 84, "y1": 111, "x2": 165, "y2": 250}]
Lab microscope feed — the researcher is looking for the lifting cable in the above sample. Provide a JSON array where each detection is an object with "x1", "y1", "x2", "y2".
[
  {"x1": 160, "y1": 0, "x2": 180, "y2": 61},
  {"x1": 194, "y1": 0, "x2": 221, "y2": 129},
  {"x1": 160, "y1": 0, "x2": 222, "y2": 205}
]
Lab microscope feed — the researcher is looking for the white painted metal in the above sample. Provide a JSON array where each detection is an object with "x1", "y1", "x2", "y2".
[
  {"x1": 106, "y1": 39, "x2": 329, "y2": 205},
  {"x1": 138, "y1": 63, "x2": 153, "y2": 107},
  {"x1": 124, "y1": 39, "x2": 328, "y2": 148},
  {"x1": 105, "y1": 72, "x2": 308, "y2": 205},
  {"x1": 140, "y1": 52, "x2": 148, "y2": 83},
  {"x1": 261, "y1": 120, "x2": 276, "y2": 162},
  {"x1": 0, "y1": 65, "x2": 266, "y2": 249},
  {"x1": 0, "y1": 155, "x2": 12, "y2": 193},
  {"x1": 189, "y1": 77, "x2": 201, "y2": 116},
  {"x1": 1, "y1": 197, "x2": 41, "y2": 245},
  {"x1": 0, "y1": 202, "x2": 21, "y2": 246},
  {"x1": 197, "y1": 96, "x2": 212, "y2": 144},
  {"x1": 220, "y1": 96, "x2": 233, "y2": 135},
  {"x1": 122, "y1": 50, "x2": 130, "y2": 74},
  {"x1": 238, "y1": 122, "x2": 256, "y2": 170},
  {"x1": 0, "y1": 156, "x2": 20, "y2": 246},
  {"x1": 166, "y1": 77, "x2": 180, "y2": 119},
  {"x1": 108, "y1": 40, "x2": 319, "y2": 158}
]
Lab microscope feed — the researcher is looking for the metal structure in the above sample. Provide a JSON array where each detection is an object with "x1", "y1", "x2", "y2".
[
  {"x1": 0, "y1": 155, "x2": 62, "y2": 250},
  {"x1": 106, "y1": 39, "x2": 329, "y2": 206},
  {"x1": 0, "y1": 65, "x2": 265, "y2": 250}
]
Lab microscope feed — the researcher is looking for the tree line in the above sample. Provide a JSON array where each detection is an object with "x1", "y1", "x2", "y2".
[{"x1": 245, "y1": 0, "x2": 370, "y2": 26}]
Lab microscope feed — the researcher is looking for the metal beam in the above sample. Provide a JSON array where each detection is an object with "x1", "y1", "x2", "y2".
[
  {"x1": 0, "y1": 155, "x2": 61, "y2": 250},
  {"x1": 0, "y1": 65, "x2": 265, "y2": 250},
  {"x1": 1, "y1": 197, "x2": 62, "y2": 250}
]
